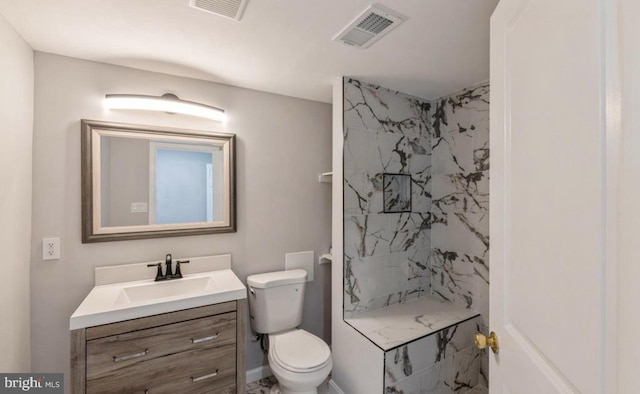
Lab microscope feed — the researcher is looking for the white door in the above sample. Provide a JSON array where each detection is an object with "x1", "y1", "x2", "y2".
[{"x1": 489, "y1": 0, "x2": 617, "y2": 392}]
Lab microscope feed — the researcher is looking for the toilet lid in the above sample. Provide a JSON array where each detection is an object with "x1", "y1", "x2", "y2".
[{"x1": 271, "y1": 330, "x2": 331, "y2": 372}]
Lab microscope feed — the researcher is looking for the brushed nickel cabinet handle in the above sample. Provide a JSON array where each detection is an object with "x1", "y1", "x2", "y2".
[
  {"x1": 191, "y1": 333, "x2": 219, "y2": 344},
  {"x1": 191, "y1": 370, "x2": 219, "y2": 382},
  {"x1": 112, "y1": 349, "x2": 148, "y2": 362}
]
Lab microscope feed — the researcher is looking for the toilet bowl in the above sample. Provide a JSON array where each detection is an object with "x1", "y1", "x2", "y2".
[
  {"x1": 267, "y1": 329, "x2": 332, "y2": 394},
  {"x1": 246, "y1": 270, "x2": 332, "y2": 394}
]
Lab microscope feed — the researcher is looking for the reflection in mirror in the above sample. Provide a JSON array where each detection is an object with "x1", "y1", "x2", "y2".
[
  {"x1": 82, "y1": 120, "x2": 235, "y2": 243},
  {"x1": 100, "y1": 137, "x2": 225, "y2": 226}
]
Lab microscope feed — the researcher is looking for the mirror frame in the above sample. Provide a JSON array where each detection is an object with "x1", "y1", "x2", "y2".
[{"x1": 81, "y1": 119, "x2": 236, "y2": 243}]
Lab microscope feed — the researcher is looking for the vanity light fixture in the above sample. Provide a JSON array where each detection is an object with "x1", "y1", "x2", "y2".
[{"x1": 104, "y1": 93, "x2": 226, "y2": 122}]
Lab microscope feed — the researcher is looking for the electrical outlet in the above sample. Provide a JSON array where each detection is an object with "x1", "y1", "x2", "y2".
[{"x1": 42, "y1": 237, "x2": 60, "y2": 260}]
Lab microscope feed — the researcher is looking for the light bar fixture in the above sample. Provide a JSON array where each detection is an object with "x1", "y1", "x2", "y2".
[{"x1": 104, "y1": 93, "x2": 226, "y2": 122}]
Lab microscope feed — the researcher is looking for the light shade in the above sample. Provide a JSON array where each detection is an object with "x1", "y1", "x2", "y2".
[{"x1": 104, "y1": 94, "x2": 226, "y2": 122}]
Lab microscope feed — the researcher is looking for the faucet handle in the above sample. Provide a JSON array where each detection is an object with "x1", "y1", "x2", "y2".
[
  {"x1": 174, "y1": 260, "x2": 190, "y2": 279},
  {"x1": 147, "y1": 263, "x2": 165, "y2": 281}
]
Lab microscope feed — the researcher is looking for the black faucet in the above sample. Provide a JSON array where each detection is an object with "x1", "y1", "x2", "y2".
[
  {"x1": 165, "y1": 254, "x2": 173, "y2": 277},
  {"x1": 147, "y1": 254, "x2": 190, "y2": 281},
  {"x1": 174, "y1": 259, "x2": 190, "y2": 279},
  {"x1": 146, "y1": 262, "x2": 166, "y2": 281}
]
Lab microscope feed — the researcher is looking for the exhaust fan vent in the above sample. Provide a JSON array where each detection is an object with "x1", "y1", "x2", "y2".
[
  {"x1": 357, "y1": 13, "x2": 394, "y2": 34},
  {"x1": 334, "y1": 3, "x2": 407, "y2": 49},
  {"x1": 189, "y1": 0, "x2": 248, "y2": 21}
]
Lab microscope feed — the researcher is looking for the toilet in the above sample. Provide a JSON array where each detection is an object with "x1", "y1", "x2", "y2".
[{"x1": 246, "y1": 269, "x2": 332, "y2": 394}]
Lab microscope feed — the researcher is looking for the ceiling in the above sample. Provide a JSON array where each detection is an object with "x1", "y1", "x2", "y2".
[{"x1": 0, "y1": 0, "x2": 499, "y2": 103}]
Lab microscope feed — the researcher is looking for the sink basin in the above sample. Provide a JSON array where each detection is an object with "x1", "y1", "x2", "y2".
[
  {"x1": 70, "y1": 257, "x2": 246, "y2": 330},
  {"x1": 115, "y1": 276, "x2": 213, "y2": 305}
]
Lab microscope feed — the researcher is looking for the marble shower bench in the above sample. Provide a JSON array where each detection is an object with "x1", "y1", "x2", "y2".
[{"x1": 345, "y1": 295, "x2": 483, "y2": 393}]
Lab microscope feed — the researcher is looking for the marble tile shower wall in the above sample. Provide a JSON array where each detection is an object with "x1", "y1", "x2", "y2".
[
  {"x1": 342, "y1": 79, "x2": 491, "y2": 390},
  {"x1": 342, "y1": 80, "x2": 490, "y2": 317},
  {"x1": 384, "y1": 316, "x2": 483, "y2": 393},
  {"x1": 429, "y1": 83, "x2": 489, "y2": 317},
  {"x1": 429, "y1": 82, "x2": 490, "y2": 386},
  {"x1": 343, "y1": 78, "x2": 433, "y2": 317}
]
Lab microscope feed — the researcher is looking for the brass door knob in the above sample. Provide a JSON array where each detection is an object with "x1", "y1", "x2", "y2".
[{"x1": 475, "y1": 331, "x2": 499, "y2": 353}]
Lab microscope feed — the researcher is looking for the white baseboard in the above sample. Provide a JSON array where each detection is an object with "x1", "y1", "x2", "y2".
[
  {"x1": 328, "y1": 379, "x2": 345, "y2": 394},
  {"x1": 246, "y1": 365, "x2": 273, "y2": 384}
]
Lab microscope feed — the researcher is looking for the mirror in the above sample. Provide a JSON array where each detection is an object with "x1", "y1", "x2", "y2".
[{"x1": 81, "y1": 120, "x2": 236, "y2": 243}]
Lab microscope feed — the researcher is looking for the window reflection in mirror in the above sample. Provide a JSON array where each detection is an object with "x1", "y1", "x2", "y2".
[{"x1": 152, "y1": 144, "x2": 223, "y2": 225}]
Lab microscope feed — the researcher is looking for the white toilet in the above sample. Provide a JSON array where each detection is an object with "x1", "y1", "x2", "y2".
[{"x1": 247, "y1": 269, "x2": 332, "y2": 394}]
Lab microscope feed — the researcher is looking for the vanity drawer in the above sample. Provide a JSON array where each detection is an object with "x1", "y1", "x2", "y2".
[
  {"x1": 87, "y1": 343, "x2": 236, "y2": 394},
  {"x1": 86, "y1": 312, "x2": 236, "y2": 379}
]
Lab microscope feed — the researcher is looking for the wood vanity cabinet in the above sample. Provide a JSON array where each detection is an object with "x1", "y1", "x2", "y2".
[{"x1": 71, "y1": 300, "x2": 246, "y2": 394}]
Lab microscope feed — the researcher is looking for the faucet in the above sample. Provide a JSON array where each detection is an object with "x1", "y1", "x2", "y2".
[
  {"x1": 165, "y1": 254, "x2": 173, "y2": 277},
  {"x1": 147, "y1": 254, "x2": 190, "y2": 281}
]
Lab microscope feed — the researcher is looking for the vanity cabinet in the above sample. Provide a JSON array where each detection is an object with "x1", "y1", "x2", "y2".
[{"x1": 71, "y1": 300, "x2": 246, "y2": 394}]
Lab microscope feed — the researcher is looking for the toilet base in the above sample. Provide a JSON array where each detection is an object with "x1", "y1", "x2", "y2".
[
  {"x1": 270, "y1": 383, "x2": 317, "y2": 394},
  {"x1": 266, "y1": 329, "x2": 331, "y2": 394}
]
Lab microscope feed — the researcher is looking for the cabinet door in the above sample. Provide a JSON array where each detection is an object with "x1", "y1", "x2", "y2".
[
  {"x1": 86, "y1": 312, "x2": 237, "y2": 394},
  {"x1": 87, "y1": 345, "x2": 237, "y2": 394},
  {"x1": 87, "y1": 312, "x2": 236, "y2": 378}
]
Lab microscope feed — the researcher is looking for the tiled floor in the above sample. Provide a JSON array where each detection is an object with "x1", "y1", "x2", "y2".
[
  {"x1": 247, "y1": 377, "x2": 484, "y2": 394},
  {"x1": 246, "y1": 376, "x2": 278, "y2": 394},
  {"x1": 246, "y1": 376, "x2": 330, "y2": 394}
]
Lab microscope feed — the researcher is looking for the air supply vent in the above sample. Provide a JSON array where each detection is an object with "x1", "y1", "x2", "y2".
[
  {"x1": 189, "y1": 0, "x2": 248, "y2": 21},
  {"x1": 334, "y1": 3, "x2": 407, "y2": 49}
]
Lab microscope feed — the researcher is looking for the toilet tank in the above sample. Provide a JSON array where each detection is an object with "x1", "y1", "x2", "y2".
[{"x1": 246, "y1": 269, "x2": 307, "y2": 334}]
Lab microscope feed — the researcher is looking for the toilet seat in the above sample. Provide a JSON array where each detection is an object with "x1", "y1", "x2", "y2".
[{"x1": 270, "y1": 330, "x2": 331, "y2": 373}]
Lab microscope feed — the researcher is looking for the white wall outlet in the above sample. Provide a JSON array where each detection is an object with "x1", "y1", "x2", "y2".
[
  {"x1": 131, "y1": 202, "x2": 148, "y2": 213},
  {"x1": 42, "y1": 237, "x2": 60, "y2": 260}
]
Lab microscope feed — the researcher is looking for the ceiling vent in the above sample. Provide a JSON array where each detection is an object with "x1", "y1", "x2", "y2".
[
  {"x1": 189, "y1": 0, "x2": 248, "y2": 21},
  {"x1": 333, "y1": 3, "x2": 407, "y2": 49}
]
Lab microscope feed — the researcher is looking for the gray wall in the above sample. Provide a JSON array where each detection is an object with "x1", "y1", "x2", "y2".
[
  {"x1": 100, "y1": 136, "x2": 111, "y2": 227},
  {"x1": 107, "y1": 137, "x2": 150, "y2": 226},
  {"x1": 31, "y1": 53, "x2": 332, "y2": 388},
  {"x1": 0, "y1": 14, "x2": 33, "y2": 372}
]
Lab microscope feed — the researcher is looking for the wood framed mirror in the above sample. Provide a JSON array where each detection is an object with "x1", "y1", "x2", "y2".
[{"x1": 81, "y1": 120, "x2": 236, "y2": 243}]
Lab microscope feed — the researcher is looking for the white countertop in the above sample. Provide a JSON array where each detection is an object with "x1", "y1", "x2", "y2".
[
  {"x1": 345, "y1": 295, "x2": 479, "y2": 351},
  {"x1": 70, "y1": 254, "x2": 246, "y2": 330}
]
